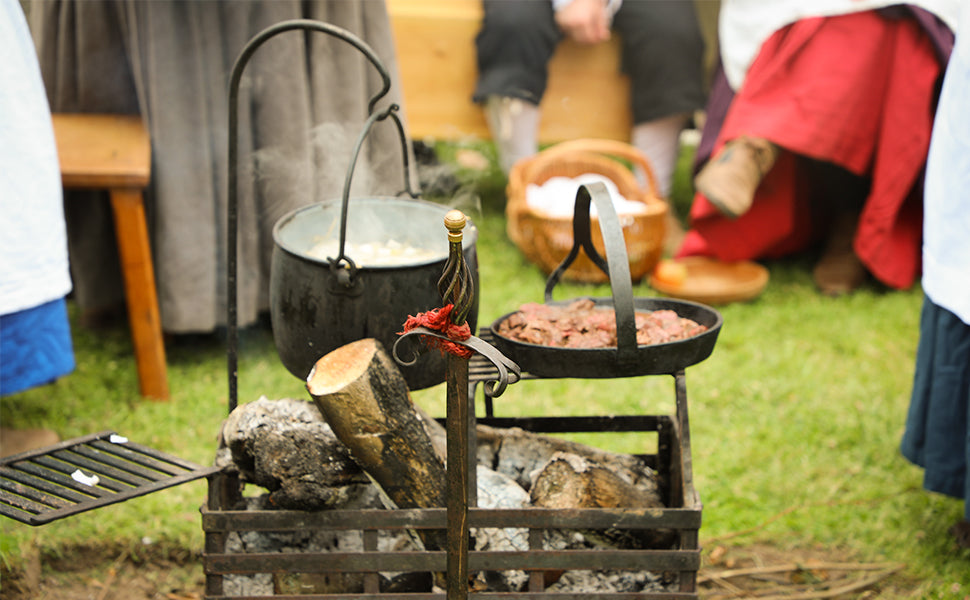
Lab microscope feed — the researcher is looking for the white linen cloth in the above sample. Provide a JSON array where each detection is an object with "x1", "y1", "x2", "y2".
[
  {"x1": 0, "y1": 0, "x2": 70, "y2": 316},
  {"x1": 922, "y1": 4, "x2": 970, "y2": 325},
  {"x1": 526, "y1": 174, "x2": 648, "y2": 218}
]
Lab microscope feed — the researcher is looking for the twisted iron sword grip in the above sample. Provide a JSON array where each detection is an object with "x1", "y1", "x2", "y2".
[{"x1": 438, "y1": 210, "x2": 474, "y2": 326}]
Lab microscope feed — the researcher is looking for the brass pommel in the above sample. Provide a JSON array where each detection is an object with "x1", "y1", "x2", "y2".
[{"x1": 444, "y1": 210, "x2": 466, "y2": 243}]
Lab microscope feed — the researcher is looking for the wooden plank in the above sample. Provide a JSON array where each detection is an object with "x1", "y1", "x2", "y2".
[
  {"x1": 388, "y1": 2, "x2": 487, "y2": 140},
  {"x1": 386, "y1": 0, "x2": 631, "y2": 143},
  {"x1": 52, "y1": 114, "x2": 151, "y2": 189},
  {"x1": 543, "y1": 36, "x2": 632, "y2": 142}
]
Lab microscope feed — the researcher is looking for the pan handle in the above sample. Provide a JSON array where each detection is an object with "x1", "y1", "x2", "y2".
[{"x1": 543, "y1": 182, "x2": 638, "y2": 367}]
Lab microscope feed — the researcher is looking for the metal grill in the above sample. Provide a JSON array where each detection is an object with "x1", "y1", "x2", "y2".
[
  {"x1": 201, "y1": 326, "x2": 702, "y2": 599},
  {"x1": 0, "y1": 430, "x2": 220, "y2": 525}
]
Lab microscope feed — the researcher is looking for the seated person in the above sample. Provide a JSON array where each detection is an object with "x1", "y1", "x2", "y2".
[
  {"x1": 473, "y1": 0, "x2": 707, "y2": 201},
  {"x1": 679, "y1": 1, "x2": 960, "y2": 295}
]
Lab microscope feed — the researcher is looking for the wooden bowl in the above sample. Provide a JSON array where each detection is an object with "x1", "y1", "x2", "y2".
[{"x1": 649, "y1": 256, "x2": 769, "y2": 305}]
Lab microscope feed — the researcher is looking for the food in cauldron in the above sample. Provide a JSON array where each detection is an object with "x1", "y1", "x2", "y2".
[
  {"x1": 306, "y1": 239, "x2": 443, "y2": 267},
  {"x1": 496, "y1": 298, "x2": 708, "y2": 348}
]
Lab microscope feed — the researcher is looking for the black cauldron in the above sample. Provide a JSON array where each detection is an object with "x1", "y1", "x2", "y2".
[
  {"x1": 271, "y1": 197, "x2": 479, "y2": 390},
  {"x1": 228, "y1": 20, "x2": 479, "y2": 399}
]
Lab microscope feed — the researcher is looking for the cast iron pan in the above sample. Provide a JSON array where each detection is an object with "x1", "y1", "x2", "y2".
[{"x1": 490, "y1": 181, "x2": 723, "y2": 378}]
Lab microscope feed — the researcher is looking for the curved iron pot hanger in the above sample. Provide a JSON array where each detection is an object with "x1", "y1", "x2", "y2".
[{"x1": 226, "y1": 19, "x2": 420, "y2": 411}]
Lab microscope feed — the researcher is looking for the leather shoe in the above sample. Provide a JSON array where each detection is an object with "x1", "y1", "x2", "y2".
[{"x1": 694, "y1": 136, "x2": 779, "y2": 219}]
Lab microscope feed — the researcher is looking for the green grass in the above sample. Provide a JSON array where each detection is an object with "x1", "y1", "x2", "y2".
[{"x1": 1, "y1": 140, "x2": 968, "y2": 597}]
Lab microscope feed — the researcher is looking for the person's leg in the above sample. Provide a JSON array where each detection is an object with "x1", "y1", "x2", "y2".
[
  {"x1": 631, "y1": 114, "x2": 691, "y2": 253},
  {"x1": 613, "y1": 0, "x2": 706, "y2": 127},
  {"x1": 807, "y1": 160, "x2": 870, "y2": 295},
  {"x1": 482, "y1": 96, "x2": 541, "y2": 175},
  {"x1": 630, "y1": 113, "x2": 690, "y2": 200},
  {"x1": 614, "y1": 0, "x2": 705, "y2": 198},
  {"x1": 614, "y1": 1, "x2": 705, "y2": 252},
  {"x1": 473, "y1": 0, "x2": 560, "y2": 174}
]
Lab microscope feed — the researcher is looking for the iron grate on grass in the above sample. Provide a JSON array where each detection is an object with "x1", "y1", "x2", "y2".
[{"x1": 0, "y1": 430, "x2": 220, "y2": 526}]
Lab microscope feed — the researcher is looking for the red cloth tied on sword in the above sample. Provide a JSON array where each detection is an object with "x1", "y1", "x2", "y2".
[{"x1": 401, "y1": 304, "x2": 473, "y2": 358}]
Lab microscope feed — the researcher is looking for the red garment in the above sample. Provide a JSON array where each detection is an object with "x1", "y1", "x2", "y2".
[{"x1": 679, "y1": 10, "x2": 944, "y2": 289}]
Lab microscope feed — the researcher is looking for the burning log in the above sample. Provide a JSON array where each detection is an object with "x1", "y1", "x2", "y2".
[{"x1": 306, "y1": 338, "x2": 447, "y2": 549}]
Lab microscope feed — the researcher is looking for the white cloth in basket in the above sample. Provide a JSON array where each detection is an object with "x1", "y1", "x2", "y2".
[{"x1": 526, "y1": 174, "x2": 649, "y2": 218}]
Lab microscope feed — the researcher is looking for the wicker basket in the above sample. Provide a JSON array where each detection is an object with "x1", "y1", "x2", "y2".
[{"x1": 507, "y1": 138, "x2": 667, "y2": 283}]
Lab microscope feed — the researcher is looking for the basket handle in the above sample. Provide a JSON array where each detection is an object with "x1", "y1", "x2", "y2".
[
  {"x1": 544, "y1": 182, "x2": 638, "y2": 367},
  {"x1": 528, "y1": 138, "x2": 663, "y2": 200}
]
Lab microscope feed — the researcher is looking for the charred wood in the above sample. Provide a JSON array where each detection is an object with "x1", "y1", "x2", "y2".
[{"x1": 219, "y1": 396, "x2": 368, "y2": 510}]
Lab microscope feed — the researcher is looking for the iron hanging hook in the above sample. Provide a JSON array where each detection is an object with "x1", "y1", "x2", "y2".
[{"x1": 226, "y1": 19, "x2": 396, "y2": 414}]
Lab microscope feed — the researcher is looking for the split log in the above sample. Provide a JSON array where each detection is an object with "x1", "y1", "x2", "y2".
[
  {"x1": 530, "y1": 452, "x2": 675, "y2": 549},
  {"x1": 415, "y1": 403, "x2": 448, "y2": 462},
  {"x1": 531, "y1": 452, "x2": 664, "y2": 510},
  {"x1": 476, "y1": 425, "x2": 664, "y2": 498},
  {"x1": 306, "y1": 338, "x2": 447, "y2": 549}
]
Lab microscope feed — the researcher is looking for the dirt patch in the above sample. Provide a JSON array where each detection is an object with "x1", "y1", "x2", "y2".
[
  {"x1": 1, "y1": 540, "x2": 921, "y2": 599},
  {"x1": 699, "y1": 543, "x2": 921, "y2": 599},
  {"x1": 1, "y1": 541, "x2": 204, "y2": 600}
]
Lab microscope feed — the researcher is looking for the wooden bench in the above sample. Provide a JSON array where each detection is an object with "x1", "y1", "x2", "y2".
[
  {"x1": 52, "y1": 114, "x2": 169, "y2": 401},
  {"x1": 386, "y1": 0, "x2": 632, "y2": 143}
]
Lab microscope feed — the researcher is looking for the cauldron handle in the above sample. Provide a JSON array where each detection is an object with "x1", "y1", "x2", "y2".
[
  {"x1": 333, "y1": 102, "x2": 420, "y2": 268},
  {"x1": 226, "y1": 19, "x2": 417, "y2": 413},
  {"x1": 543, "y1": 182, "x2": 638, "y2": 368}
]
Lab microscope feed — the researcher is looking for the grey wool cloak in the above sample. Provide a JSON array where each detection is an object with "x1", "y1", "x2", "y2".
[{"x1": 28, "y1": 0, "x2": 414, "y2": 333}]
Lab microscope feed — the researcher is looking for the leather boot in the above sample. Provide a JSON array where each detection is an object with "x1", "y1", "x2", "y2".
[
  {"x1": 694, "y1": 136, "x2": 779, "y2": 218},
  {"x1": 813, "y1": 210, "x2": 867, "y2": 296}
]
